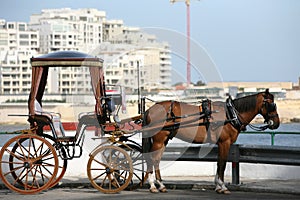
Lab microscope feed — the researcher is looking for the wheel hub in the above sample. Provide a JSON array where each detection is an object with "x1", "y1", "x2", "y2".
[
  {"x1": 105, "y1": 167, "x2": 113, "y2": 174},
  {"x1": 23, "y1": 162, "x2": 31, "y2": 169}
]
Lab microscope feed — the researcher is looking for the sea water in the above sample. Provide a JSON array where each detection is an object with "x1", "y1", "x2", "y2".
[
  {"x1": 1, "y1": 123, "x2": 300, "y2": 147},
  {"x1": 236, "y1": 123, "x2": 300, "y2": 147}
]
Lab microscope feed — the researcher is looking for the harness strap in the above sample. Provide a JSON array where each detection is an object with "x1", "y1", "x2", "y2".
[
  {"x1": 201, "y1": 99, "x2": 212, "y2": 142},
  {"x1": 165, "y1": 101, "x2": 178, "y2": 145},
  {"x1": 166, "y1": 100, "x2": 176, "y2": 122},
  {"x1": 225, "y1": 96, "x2": 245, "y2": 131}
]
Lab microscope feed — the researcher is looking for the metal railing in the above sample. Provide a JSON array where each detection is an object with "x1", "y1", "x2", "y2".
[{"x1": 162, "y1": 144, "x2": 300, "y2": 185}]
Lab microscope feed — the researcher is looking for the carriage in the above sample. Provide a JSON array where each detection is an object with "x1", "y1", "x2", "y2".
[{"x1": 0, "y1": 51, "x2": 280, "y2": 194}]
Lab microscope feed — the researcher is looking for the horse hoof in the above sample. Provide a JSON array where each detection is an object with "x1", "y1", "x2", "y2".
[
  {"x1": 159, "y1": 187, "x2": 167, "y2": 193},
  {"x1": 215, "y1": 189, "x2": 222, "y2": 194},
  {"x1": 223, "y1": 189, "x2": 231, "y2": 194},
  {"x1": 216, "y1": 189, "x2": 231, "y2": 194},
  {"x1": 150, "y1": 187, "x2": 159, "y2": 193}
]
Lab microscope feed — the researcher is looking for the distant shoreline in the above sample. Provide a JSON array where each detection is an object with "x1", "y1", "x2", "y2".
[{"x1": 1, "y1": 99, "x2": 299, "y2": 124}]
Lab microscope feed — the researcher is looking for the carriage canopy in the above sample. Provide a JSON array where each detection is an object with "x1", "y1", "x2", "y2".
[{"x1": 28, "y1": 51, "x2": 104, "y2": 118}]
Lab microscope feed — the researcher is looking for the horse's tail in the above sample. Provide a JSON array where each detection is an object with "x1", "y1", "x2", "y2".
[
  {"x1": 142, "y1": 109, "x2": 153, "y2": 153},
  {"x1": 142, "y1": 136, "x2": 152, "y2": 153}
]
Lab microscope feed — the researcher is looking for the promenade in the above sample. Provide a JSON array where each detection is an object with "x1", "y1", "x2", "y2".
[
  {"x1": 0, "y1": 176, "x2": 299, "y2": 199},
  {"x1": 54, "y1": 176, "x2": 300, "y2": 195}
]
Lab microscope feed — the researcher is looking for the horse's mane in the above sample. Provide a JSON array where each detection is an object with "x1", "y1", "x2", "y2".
[{"x1": 232, "y1": 93, "x2": 258, "y2": 113}]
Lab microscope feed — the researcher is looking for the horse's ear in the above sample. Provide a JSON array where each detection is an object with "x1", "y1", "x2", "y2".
[{"x1": 265, "y1": 88, "x2": 269, "y2": 94}]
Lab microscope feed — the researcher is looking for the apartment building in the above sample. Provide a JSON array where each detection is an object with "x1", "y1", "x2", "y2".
[
  {"x1": 0, "y1": 8, "x2": 172, "y2": 96},
  {"x1": 29, "y1": 8, "x2": 105, "y2": 53},
  {"x1": 103, "y1": 45, "x2": 172, "y2": 92},
  {"x1": 0, "y1": 19, "x2": 39, "y2": 52},
  {"x1": 0, "y1": 19, "x2": 39, "y2": 94},
  {"x1": 101, "y1": 19, "x2": 172, "y2": 90}
]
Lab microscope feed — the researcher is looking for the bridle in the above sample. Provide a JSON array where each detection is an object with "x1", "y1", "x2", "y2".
[
  {"x1": 260, "y1": 96, "x2": 278, "y2": 126},
  {"x1": 233, "y1": 93, "x2": 279, "y2": 131}
]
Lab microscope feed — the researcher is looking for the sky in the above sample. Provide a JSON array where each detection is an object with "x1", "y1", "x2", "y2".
[{"x1": 1, "y1": 0, "x2": 300, "y2": 83}]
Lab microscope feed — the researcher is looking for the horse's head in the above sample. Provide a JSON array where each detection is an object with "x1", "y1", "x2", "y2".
[{"x1": 259, "y1": 89, "x2": 280, "y2": 130}]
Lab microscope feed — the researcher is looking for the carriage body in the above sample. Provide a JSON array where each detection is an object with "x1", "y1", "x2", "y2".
[
  {"x1": 0, "y1": 51, "x2": 137, "y2": 194},
  {"x1": 28, "y1": 51, "x2": 104, "y2": 139}
]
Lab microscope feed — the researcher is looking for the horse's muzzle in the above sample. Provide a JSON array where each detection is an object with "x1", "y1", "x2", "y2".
[{"x1": 267, "y1": 119, "x2": 280, "y2": 130}]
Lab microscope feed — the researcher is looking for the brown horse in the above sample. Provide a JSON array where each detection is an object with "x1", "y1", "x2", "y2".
[{"x1": 142, "y1": 89, "x2": 280, "y2": 194}]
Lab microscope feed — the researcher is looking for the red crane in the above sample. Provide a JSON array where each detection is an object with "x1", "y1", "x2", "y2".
[{"x1": 170, "y1": 0, "x2": 198, "y2": 86}]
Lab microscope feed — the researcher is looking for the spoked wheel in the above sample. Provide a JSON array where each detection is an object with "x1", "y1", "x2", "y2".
[
  {"x1": 87, "y1": 145, "x2": 133, "y2": 193},
  {"x1": 0, "y1": 134, "x2": 58, "y2": 194},
  {"x1": 8, "y1": 134, "x2": 67, "y2": 189},
  {"x1": 119, "y1": 144, "x2": 145, "y2": 190}
]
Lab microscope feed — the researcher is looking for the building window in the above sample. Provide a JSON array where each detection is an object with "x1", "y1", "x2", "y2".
[
  {"x1": 31, "y1": 34, "x2": 37, "y2": 39},
  {"x1": 79, "y1": 16, "x2": 87, "y2": 21},
  {"x1": 8, "y1": 24, "x2": 14, "y2": 29},
  {"x1": 0, "y1": 40, "x2": 7, "y2": 45},
  {"x1": 20, "y1": 34, "x2": 29, "y2": 39},
  {"x1": 19, "y1": 41, "x2": 29, "y2": 46},
  {"x1": 18, "y1": 24, "x2": 26, "y2": 31}
]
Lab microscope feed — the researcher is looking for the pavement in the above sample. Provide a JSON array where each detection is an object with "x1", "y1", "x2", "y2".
[{"x1": 2, "y1": 176, "x2": 296, "y2": 195}]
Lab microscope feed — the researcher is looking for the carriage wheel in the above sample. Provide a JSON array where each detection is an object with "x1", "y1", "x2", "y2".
[
  {"x1": 87, "y1": 145, "x2": 133, "y2": 193},
  {"x1": 8, "y1": 134, "x2": 67, "y2": 189},
  {"x1": 0, "y1": 134, "x2": 58, "y2": 194},
  {"x1": 119, "y1": 144, "x2": 145, "y2": 190}
]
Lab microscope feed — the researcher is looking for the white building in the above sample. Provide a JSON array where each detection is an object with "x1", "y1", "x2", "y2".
[
  {"x1": 29, "y1": 8, "x2": 105, "y2": 53},
  {"x1": 99, "y1": 43, "x2": 172, "y2": 92},
  {"x1": 0, "y1": 19, "x2": 39, "y2": 52},
  {"x1": 0, "y1": 20, "x2": 39, "y2": 94},
  {"x1": 101, "y1": 19, "x2": 172, "y2": 90},
  {"x1": 0, "y1": 50, "x2": 35, "y2": 94},
  {"x1": 28, "y1": 8, "x2": 171, "y2": 92},
  {"x1": 0, "y1": 8, "x2": 172, "y2": 96}
]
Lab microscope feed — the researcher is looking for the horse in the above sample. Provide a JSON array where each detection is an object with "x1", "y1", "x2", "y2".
[{"x1": 141, "y1": 89, "x2": 280, "y2": 194}]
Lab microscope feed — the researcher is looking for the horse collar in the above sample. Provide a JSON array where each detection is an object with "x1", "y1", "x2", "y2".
[{"x1": 225, "y1": 97, "x2": 246, "y2": 132}]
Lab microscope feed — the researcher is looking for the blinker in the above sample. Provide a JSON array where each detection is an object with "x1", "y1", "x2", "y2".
[{"x1": 265, "y1": 101, "x2": 276, "y2": 112}]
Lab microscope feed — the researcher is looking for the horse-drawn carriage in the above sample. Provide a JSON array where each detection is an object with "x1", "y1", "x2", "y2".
[{"x1": 0, "y1": 51, "x2": 280, "y2": 194}]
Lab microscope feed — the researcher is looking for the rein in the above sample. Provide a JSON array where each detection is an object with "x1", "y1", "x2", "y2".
[
  {"x1": 231, "y1": 101, "x2": 269, "y2": 132},
  {"x1": 247, "y1": 123, "x2": 269, "y2": 131}
]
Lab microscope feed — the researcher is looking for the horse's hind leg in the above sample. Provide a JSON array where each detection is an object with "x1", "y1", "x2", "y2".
[
  {"x1": 147, "y1": 131, "x2": 169, "y2": 193},
  {"x1": 143, "y1": 149, "x2": 158, "y2": 193},
  {"x1": 146, "y1": 171, "x2": 158, "y2": 193},
  {"x1": 144, "y1": 143, "x2": 161, "y2": 193},
  {"x1": 154, "y1": 145, "x2": 167, "y2": 192},
  {"x1": 147, "y1": 147, "x2": 167, "y2": 193},
  {"x1": 146, "y1": 147, "x2": 166, "y2": 193}
]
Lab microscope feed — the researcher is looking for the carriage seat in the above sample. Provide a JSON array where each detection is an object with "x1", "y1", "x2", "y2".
[
  {"x1": 78, "y1": 111, "x2": 99, "y2": 127},
  {"x1": 34, "y1": 100, "x2": 65, "y2": 137}
]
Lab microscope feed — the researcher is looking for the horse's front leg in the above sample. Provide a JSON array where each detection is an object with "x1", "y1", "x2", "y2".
[{"x1": 215, "y1": 140, "x2": 231, "y2": 194}]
